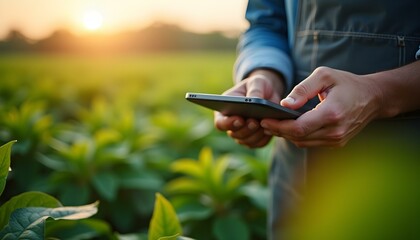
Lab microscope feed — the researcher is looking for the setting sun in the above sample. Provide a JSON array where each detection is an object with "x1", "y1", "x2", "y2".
[
  {"x1": 0, "y1": 0, "x2": 247, "y2": 40},
  {"x1": 83, "y1": 10, "x2": 103, "y2": 31}
]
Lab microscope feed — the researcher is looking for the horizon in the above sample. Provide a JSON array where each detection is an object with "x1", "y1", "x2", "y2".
[
  {"x1": 0, "y1": 21, "x2": 243, "y2": 42},
  {"x1": 0, "y1": 0, "x2": 248, "y2": 41}
]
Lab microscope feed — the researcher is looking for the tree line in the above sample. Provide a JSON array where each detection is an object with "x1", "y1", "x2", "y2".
[{"x1": 0, "y1": 23, "x2": 239, "y2": 54}]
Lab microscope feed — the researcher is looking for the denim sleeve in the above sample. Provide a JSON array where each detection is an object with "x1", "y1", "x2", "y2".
[{"x1": 234, "y1": 0, "x2": 294, "y2": 93}]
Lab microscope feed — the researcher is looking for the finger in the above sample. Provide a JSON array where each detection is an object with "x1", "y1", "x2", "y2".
[
  {"x1": 214, "y1": 112, "x2": 245, "y2": 131},
  {"x1": 283, "y1": 125, "x2": 338, "y2": 142},
  {"x1": 267, "y1": 115, "x2": 362, "y2": 148},
  {"x1": 230, "y1": 120, "x2": 272, "y2": 148},
  {"x1": 227, "y1": 119, "x2": 272, "y2": 148},
  {"x1": 237, "y1": 133, "x2": 272, "y2": 148},
  {"x1": 261, "y1": 107, "x2": 326, "y2": 139},
  {"x1": 223, "y1": 80, "x2": 247, "y2": 96},
  {"x1": 281, "y1": 67, "x2": 335, "y2": 110},
  {"x1": 291, "y1": 120, "x2": 366, "y2": 147},
  {"x1": 228, "y1": 119, "x2": 260, "y2": 139},
  {"x1": 290, "y1": 128, "x2": 357, "y2": 147},
  {"x1": 245, "y1": 75, "x2": 267, "y2": 98}
]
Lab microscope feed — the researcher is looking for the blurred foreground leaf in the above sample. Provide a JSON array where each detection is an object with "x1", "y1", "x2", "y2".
[
  {"x1": 0, "y1": 201, "x2": 98, "y2": 239},
  {"x1": 148, "y1": 193, "x2": 182, "y2": 240},
  {"x1": 0, "y1": 140, "x2": 16, "y2": 196},
  {"x1": 0, "y1": 191, "x2": 61, "y2": 229}
]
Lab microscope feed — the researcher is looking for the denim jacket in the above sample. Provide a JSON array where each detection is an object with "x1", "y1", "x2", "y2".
[{"x1": 234, "y1": 0, "x2": 298, "y2": 93}]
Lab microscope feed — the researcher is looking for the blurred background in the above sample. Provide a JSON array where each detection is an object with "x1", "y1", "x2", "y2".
[{"x1": 0, "y1": 1, "x2": 273, "y2": 239}]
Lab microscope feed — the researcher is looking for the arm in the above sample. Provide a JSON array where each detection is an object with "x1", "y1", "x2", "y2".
[
  {"x1": 260, "y1": 61, "x2": 420, "y2": 148},
  {"x1": 215, "y1": 0, "x2": 292, "y2": 148},
  {"x1": 235, "y1": 0, "x2": 293, "y2": 92},
  {"x1": 371, "y1": 60, "x2": 420, "y2": 118}
]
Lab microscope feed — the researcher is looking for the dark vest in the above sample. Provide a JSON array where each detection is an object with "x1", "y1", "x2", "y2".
[
  {"x1": 293, "y1": 0, "x2": 420, "y2": 85},
  {"x1": 271, "y1": 1, "x2": 420, "y2": 239}
]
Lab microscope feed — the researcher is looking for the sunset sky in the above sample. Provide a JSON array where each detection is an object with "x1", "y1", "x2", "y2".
[{"x1": 0, "y1": 0, "x2": 248, "y2": 40}]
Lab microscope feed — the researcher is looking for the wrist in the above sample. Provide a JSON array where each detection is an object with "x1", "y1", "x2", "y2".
[{"x1": 366, "y1": 71, "x2": 402, "y2": 119}]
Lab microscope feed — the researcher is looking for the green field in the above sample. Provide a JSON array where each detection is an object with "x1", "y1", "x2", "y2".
[
  {"x1": 0, "y1": 52, "x2": 235, "y2": 109},
  {"x1": 0, "y1": 52, "x2": 269, "y2": 239}
]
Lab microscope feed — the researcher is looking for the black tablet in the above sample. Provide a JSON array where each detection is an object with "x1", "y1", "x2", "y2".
[{"x1": 185, "y1": 92, "x2": 301, "y2": 119}]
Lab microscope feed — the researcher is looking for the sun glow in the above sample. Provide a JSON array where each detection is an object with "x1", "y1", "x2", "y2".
[{"x1": 83, "y1": 10, "x2": 103, "y2": 31}]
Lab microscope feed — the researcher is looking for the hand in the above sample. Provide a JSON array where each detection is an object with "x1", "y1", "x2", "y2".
[
  {"x1": 214, "y1": 69, "x2": 285, "y2": 148},
  {"x1": 261, "y1": 67, "x2": 382, "y2": 148}
]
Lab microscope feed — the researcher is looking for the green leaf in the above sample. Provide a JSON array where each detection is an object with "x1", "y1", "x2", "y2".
[
  {"x1": 94, "y1": 128, "x2": 122, "y2": 147},
  {"x1": 0, "y1": 201, "x2": 98, "y2": 239},
  {"x1": 59, "y1": 183, "x2": 90, "y2": 206},
  {"x1": 158, "y1": 233, "x2": 180, "y2": 240},
  {"x1": 176, "y1": 237, "x2": 195, "y2": 240},
  {"x1": 0, "y1": 140, "x2": 17, "y2": 197},
  {"x1": 37, "y1": 153, "x2": 68, "y2": 171},
  {"x1": 198, "y1": 148, "x2": 215, "y2": 193},
  {"x1": 225, "y1": 171, "x2": 248, "y2": 194},
  {"x1": 212, "y1": 156, "x2": 229, "y2": 187},
  {"x1": 171, "y1": 159, "x2": 203, "y2": 179},
  {"x1": 45, "y1": 218, "x2": 112, "y2": 239},
  {"x1": 148, "y1": 193, "x2": 182, "y2": 240},
  {"x1": 0, "y1": 191, "x2": 62, "y2": 230},
  {"x1": 115, "y1": 232, "x2": 148, "y2": 240},
  {"x1": 119, "y1": 170, "x2": 164, "y2": 191},
  {"x1": 92, "y1": 171, "x2": 119, "y2": 201},
  {"x1": 175, "y1": 201, "x2": 213, "y2": 222},
  {"x1": 240, "y1": 183, "x2": 269, "y2": 210},
  {"x1": 198, "y1": 147, "x2": 213, "y2": 170},
  {"x1": 165, "y1": 178, "x2": 206, "y2": 194},
  {"x1": 213, "y1": 216, "x2": 250, "y2": 240}
]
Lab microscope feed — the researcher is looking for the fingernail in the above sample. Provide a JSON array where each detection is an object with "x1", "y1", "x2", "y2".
[
  {"x1": 281, "y1": 97, "x2": 295, "y2": 105},
  {"x1": 233, "y1": 120, "x2": 243, "y2": 128},
  {"x1": 248, "y1": 122, "x2": 258, "y2": 130},
  {"x1": 260, "y1": 121, "x2": 267, "y2": 128},
  {"x1": 264, "y1": 130, "x2": 273, "y2": 136}
]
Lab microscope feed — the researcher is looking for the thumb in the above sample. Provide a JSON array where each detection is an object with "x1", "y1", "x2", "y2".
[{"x1": 281, "y1": 68, "x2": 334, "y2": 109}]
